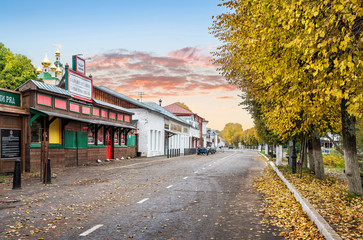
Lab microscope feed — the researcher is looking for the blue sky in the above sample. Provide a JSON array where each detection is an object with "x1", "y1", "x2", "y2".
[{"x1": 1, "y1": 0, "x2": 253, "y2": 131}]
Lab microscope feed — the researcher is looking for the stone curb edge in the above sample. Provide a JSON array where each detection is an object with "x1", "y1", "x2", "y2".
[{"x1": 258, "y1": 153, "x2": 342, "y2": 240}]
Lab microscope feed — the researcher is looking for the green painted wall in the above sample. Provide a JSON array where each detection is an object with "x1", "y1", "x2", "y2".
[
  {"x1": 127, "y1": 135, "x2": 135, "y2": 147},
  {"x1": 64, "y1": 130, "x2": 88, "y2": 148}
]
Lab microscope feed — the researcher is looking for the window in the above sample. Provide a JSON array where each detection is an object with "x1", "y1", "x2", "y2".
[
  {"x1": 124, "y1": 115, "x2": 131, "y2": 122},
  {"x1": 93, "y1": 108, "x2": 100, "y2": 116},
  {"x1": 88, "y1": 125, "x2": 95, "y2": 144},
  {"x1": 70, "y1": 102, "x2": 80, "y2": 113},
  {"x1": 101, "y1": 110, "x2": 108, "y2": 118},
  {"x1": 114, "y1": 129, "x2": 119, "y2": 144},
  {"x1": 120, "y1": 131, "x2": 125, "y2": 145},
  {"x1": 97, "y1": 126, "x2": 104, "y2": 144},
  {"x1": 109, "y1": 112, "x2": 116, "y2": 119},
  {"x1": 37, "y1": 94, "x2": 52, "y2": 107},
  {"x1": 31, "y1": 118, "x2": 43, "y2": 143},
  {"x1": 54, "y1": 98, "x2": 67, "y2": 110}
]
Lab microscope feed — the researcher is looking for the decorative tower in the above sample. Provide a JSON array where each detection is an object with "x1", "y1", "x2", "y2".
[{"x1": 41, "y1": 54, "x2": 51, "y2": 73}]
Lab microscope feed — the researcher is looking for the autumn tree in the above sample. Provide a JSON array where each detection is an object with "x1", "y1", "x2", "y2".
[
  {"x1": 0, "y1": 43, "x2": 40, "y2": 90},
  {"x1": 220, "y1": 123, "x2": 243, "y2": 146},
  {"x1": 174, "y1": 102, "x2": 192, "y2": 112},
  {"x1": 211, "y1": 0, "x2": 363, "y2": 193}
]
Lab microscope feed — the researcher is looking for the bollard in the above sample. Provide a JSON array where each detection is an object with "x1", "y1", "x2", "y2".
[
  {"x1": 44, "y1": 158, "x2": 51, "y2": 184},
  {"x1": 12, "y1": 159, "x2": 21, "y2": 189}
]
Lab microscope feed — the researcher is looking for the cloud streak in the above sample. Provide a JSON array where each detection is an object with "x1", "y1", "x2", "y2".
[{"x1": 87, "y1": 47, "x2": 235, "y2": 98}]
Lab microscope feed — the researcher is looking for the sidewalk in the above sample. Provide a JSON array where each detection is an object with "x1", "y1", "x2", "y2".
[{"x1": 259, "y1": 153, "x2": 342, "y2": 240}]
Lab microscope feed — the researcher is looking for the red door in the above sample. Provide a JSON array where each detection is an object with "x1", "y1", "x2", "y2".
[{"x1": 106, "y1": 129, "x2": 113, "y2": 159}]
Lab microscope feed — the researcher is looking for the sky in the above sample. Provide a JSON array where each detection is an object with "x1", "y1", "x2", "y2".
[{"x1": 1, "y1": 0, "x2": 254, "y2": 131}]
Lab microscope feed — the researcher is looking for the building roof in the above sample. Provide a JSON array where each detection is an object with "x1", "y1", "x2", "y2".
[
  {"x1": 164, "y1": 103, "x2": 194, "y2": 116},
  {"x1": 94, "y1": 86, "x2": 157, "y2": 112},
  {"x1": 17, "y1": 79, "x2": 72, "y2": 97},
  {"x1": 144, "y1": 102, "x2": 190, "y2": 126},
  {"x1": 38, "y1": 72, "x2": 60, "y2": 81},
  {"x1": 93, "y1": 98, "x2": 134, "y2": 115}
]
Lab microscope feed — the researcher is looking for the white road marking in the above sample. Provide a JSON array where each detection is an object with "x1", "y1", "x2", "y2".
[
  {"x1": 137, "y1": 198, "x2": 149, "y2": 204},
  {"x1": 79, "y1": 224, "x2": 103, "y2": 237},
  {"x1": 166, "y1": 185, "x2": 173, "y2": 189},
  {"x1": 194, "y1": 171, "x2": 198, "y2": 174},
  {"x1": 183, "y1": 177, "x2": 188, "y2": 180},
  {"x1": 209, "y1": 165, "x2": 212, "y2": 167}
]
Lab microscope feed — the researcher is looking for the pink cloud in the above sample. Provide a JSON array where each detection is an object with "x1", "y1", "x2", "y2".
[
  {"x1": 88, "y1": 47, "x2": 233, "y2": 98},
  {"x1": 216, "y1": 96, "x2": 238, "y2": 100}
]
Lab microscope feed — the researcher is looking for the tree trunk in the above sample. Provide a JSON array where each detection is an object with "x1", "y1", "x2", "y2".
[
  {"x1": 307, "y1": 139, "x2": 315, "y2": 171},
  {"x1": 341, "y1": 99, "x2": 363, "y2": 194},
  {"x1": 312, "y1": 129, "x2": 325, "y2": 180},
  {"x1": 324, "y1": 133, "x2": 344, "y2": 155},
  {"x1": 276, "y1": 145, "x2": 282, "y2": 166},
  {"x1": 303, "y1": 140, "x2": 308, "y2": 168}
]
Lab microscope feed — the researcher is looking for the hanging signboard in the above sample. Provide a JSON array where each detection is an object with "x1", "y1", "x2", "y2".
[
  {"x1": 0, "y1": 89, "x2": 20, "y2": 107},
  {"x1": 1, "y1": 129, "x2": 21, "y2": 158},
  {"x1": 72, "y1": 55, "x2": 86, "y2": 75},
  {"x1": 68, "y1": 69, "x2": 93, "y2": 102}
]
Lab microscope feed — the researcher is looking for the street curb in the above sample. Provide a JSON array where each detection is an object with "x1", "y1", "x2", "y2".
[{"x1": 258, "y1": 153, "x2": 342, "y2": 240}]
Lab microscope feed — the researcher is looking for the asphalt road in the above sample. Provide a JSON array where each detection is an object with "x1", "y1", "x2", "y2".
[{"x1": 0, "y1": 149, "x2": 284, "y2": 240}]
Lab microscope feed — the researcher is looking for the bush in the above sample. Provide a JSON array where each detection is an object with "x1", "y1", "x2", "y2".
[{"x1": 323, "y1": 152, "x2": 345, "y2": 168}]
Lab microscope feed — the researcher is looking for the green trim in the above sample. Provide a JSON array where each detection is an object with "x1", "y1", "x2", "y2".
[
  {"x1": 28, "y1": 143, "x2": 106, "y2": 149},
  {"x1": 37, "y1": 93, "x2": 53, "y2": 107},
  {"x1": 27, "y1": 143, "x2": 41, "y2": 148},
  {"x1": 65, "y1": 65, "x2": 68, "y2": 90},
  {"x1": 49, "y1": 144, "x2": 64, "y2": 149},
  {"x1": 114, "y1": 144, "x2": 128, "y2": 148},
  {"x1": 88, "y1": 144, "x2": 106, "y2": 148},
  {"x1": 30, "y1": 113, "x2": 41, "y2": 126}
]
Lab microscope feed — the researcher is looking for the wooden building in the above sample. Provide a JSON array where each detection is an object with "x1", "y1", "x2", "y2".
[
  {"x1": 0, "y1": 88, "x2": 29, "y2": 173},
  {"x1": 17, "y1": 77, "x2": 136, "y2": 172}
]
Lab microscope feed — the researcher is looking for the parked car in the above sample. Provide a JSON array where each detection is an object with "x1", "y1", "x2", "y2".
[
  {"x1": 197, "y1": 147, "x2": 209, "y2": 155},
  {"x1": 228, "y1": 145, "x2": 234, "y2": 149},
  {"x1": 209, "y1": 147, "x2": 216, "y2": 154}
]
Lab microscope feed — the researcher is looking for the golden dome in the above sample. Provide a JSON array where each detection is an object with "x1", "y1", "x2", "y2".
[
  {"x1": 55, "y1": 66, "x2": 62, "y2": 74},
  {"x1": 50, "y1": 63, "x2": 56, "y2": 71},
  {"x1": 55, "y1": 49, "x2": 60, "y2": 56},
  {"x1": 41, "y1": 54, "x2": 51, "y2": 67},
  {"x1": 36, "y1": 66, "x2": 42, "y2": 74}
]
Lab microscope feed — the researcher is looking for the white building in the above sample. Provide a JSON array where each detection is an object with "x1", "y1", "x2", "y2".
[
  {"x1": 202, "y1": 121, "x2": 209, "y2": 147},
  {"x1": 144, "y1": 102, "x2": 192, "y2": 156},
  {"x1": 178, "y1": 115, "x2": 200, "y2": 149}
]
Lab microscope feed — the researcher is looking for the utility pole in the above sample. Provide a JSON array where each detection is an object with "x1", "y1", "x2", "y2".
[{"x1": 138, "y1": 92, "x2": 144, "y2": 102}]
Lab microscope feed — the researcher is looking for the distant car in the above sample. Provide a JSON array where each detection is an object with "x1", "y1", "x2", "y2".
[{"x1": 228, "y1": 145, "x2": 234, "y2": 149}]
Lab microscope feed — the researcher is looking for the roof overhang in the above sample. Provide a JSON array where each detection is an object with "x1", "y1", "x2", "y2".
[{"x1": 30, "y1": 108, "x2": 136, "y2": 129}]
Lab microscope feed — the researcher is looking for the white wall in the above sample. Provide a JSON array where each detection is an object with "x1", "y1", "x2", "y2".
[{"x1": 131, "y1": 108, "x2": 165, "y2": 157}]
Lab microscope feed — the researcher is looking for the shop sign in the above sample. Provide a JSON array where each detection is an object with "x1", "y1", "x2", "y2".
[
  {"x1": 0, "y1": 90, "x2": 20, "y2": 107},
  {"x1": 68, "y1": 70, "x2": 93, "y2": 102},
  {"x1": 1, "y1": 129, "x2": 21, "y2": 158},
  {"x1": 72, "y1": 55, "x2": 86, "y2": 75}
]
